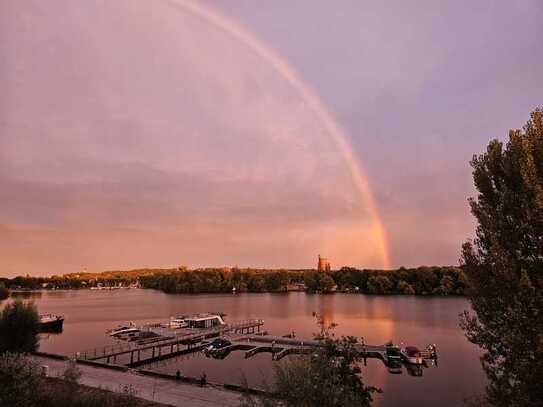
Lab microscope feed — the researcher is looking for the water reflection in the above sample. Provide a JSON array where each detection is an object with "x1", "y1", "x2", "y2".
[
  {"x1": 9, "y1": 290, "x2": 43, "y2": 299},
  {"x1": 13, "y1": 289, "x2": 485, "y2": 406}
]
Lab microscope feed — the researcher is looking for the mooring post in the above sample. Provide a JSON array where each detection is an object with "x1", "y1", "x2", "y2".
[
  {"x1": 138, "y1": 350, "x2": 141, "y2": 362},
  {"x1": 171, "y1": 344, "x2": 174, "y2": 354},
  {"x1": 152, "y1": 347, "x2": 155, "y2": 359}
]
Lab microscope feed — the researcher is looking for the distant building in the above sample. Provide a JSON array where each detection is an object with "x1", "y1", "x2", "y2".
[{"x1": 318, "y1": 255, "x2": 331, "y2": 272}]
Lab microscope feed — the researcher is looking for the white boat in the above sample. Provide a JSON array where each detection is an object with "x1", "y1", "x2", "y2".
[
  {"x1": 169, "y1": 316, "x2": 189, "y2": 329},
  {"x1": 109, "y1": 323, "x2": 139, "y2": 337}
]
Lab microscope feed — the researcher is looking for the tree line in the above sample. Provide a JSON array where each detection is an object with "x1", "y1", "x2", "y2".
[
  {"x1": 1, "y1": 266, "x2": 467, "y2": 296},
  {"x1": 138, "y1": 266, "x2": 466, "y2": 295}
]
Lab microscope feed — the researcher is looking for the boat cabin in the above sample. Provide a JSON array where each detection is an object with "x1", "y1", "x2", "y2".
[{"x1": 185, "y1": 314, "x2": 225, "y2": 329}]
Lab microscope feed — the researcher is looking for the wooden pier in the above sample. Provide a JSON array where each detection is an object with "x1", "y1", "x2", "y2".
[
  {"x1": 210, "y1": 334, "x2": 435, "y2": 364},
  {"x1": 77, "y1": 318, "x2": 437, "y2": 377},
  {"x1": 77, "y1": 319, "x2": 264, "y2": 367}
]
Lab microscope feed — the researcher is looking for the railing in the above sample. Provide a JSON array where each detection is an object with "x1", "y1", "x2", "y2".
[{"x1": 77, "y1": 319, "x2": 264, "y2": 360}]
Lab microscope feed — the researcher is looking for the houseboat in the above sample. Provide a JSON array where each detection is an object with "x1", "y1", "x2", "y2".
[{"x1": 185, "y1": 313, "x2": 226, "y2": 329}]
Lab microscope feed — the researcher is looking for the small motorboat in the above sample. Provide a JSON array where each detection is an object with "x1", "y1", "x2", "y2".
[
  {"x1": 401, "y1": 346, "x2": 423, "y2": 365},
  {"x1": 39, "y1": 314, "x2": 64, "y2": 332},
  {"x1": 384, "y1": 344, "x2": 402, "y2": 365},
  {"x1": 203, "y1": 338, "x2": 231, "y2": 356},
  {"x1": 109, "y1": 323, "x2": 139, "y2": 337}
]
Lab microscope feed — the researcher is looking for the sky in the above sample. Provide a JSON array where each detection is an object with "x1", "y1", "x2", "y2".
[{"x1": 1, "y1": 0, "x2": 542, "y2": 276}]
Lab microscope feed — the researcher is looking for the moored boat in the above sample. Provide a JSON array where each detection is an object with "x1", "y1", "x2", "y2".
[
  {"x1": 39, "y1": 314, "x2": 64, "y2": 332},
  {"x1": 109, "y1": 323, "x2": 139, "y2": 337},
  {"x1": 169, "y1": 316, "x2": 189, "y2": 329},
  {"x1": 185, "y1": 313, "x2": 226, "y2": 329},
  {"x1": 401, "y1": 346, "x2": 423, "y2": 365}
]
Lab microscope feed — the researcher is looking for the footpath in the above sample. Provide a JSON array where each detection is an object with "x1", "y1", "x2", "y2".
[{"x1": 32, "y1": 355, "x2": 244, "y2": 407}]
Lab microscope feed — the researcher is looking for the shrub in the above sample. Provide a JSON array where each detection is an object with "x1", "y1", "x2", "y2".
[{"x1": 0, "y1": 299, "x2": 40, "y2": 353}]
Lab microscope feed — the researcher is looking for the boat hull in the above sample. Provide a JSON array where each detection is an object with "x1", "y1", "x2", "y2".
[{"x1": 39, "y1": 318, "x2": 64, "y2": 333}]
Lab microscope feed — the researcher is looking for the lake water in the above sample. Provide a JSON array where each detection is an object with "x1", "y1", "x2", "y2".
[{"x1": 5, "y1": 289, "x2": 485, "y2": 406}]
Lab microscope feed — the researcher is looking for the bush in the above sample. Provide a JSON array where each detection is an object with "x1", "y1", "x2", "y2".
[
  {"x1": 0, "y1": 352, "x2": 42, "y2": 407},
  {"x1": 0, "y1": 283, "x2": 9, "y2": 300},
  {"x1": 0, "y1": 299, "x2": 40, "y2": 353},
  {"x1": 244, "y1": 320, "x2": 379, "y2": 407}
]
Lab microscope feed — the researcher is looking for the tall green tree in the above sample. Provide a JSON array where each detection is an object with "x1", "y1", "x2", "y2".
[
  {"x1": 0, "y1": 300, "x2": 40, "y2": 353},
  {"x1": 460, "y1": 108, "x2": 543, "y2": 406}
]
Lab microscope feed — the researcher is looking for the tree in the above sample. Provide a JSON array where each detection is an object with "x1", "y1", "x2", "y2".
[
  {"x1": 244, "y1": 336, "x2": 378, "y2": 407},
  {"x1": 460, "y1": 108, "x2": 543, "y2": 406},
  {"x1": 0, "y1": 352, "x2": 42, "y2": 407},
  {"x1": 319, "y1": 273, "x2": 336, "y2": 293},
  {"x1": 0, "y1": 283, "x2": 9, "y2": 301},
  {"x1": 0, "y1": 300, "x2": 40, "y2": 353},
  {"x1": 366, "y1": 275, "x2": 392, "y2": 294},
  {"x1": 397, "y1": 280, "x2": 415, "y2": 295}
]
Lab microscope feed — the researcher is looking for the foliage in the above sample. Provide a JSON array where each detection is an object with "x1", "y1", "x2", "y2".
[
  {"x1": 0, "y1": 282, "x2": 9, "y2": 300},
  {"x1": 460, "y1": 108, "x2": 543, "y2": 406},
  {"x1": 243, "y1": 320, "x2": 378, "y2": 407},
  {"x1": 0, "y1": 299, "x2": 40, "y2": 353},
  {"x1": 0, "y1": 352, "x2": 42, "y2": 407},
  {"x1": 303, "y1": 271, "x2": 336, "y2": 293},
  {"x1": 2, "y1": 265, "x2": 467, "y2": 296},
  {"x1": 0, "y1": 353, "x2": 154, "y2": 406},
  {"x1": 63, "y1": 360, "x2": 82, "y2": 384}
]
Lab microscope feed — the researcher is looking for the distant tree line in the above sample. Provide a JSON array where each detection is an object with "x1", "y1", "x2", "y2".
[
  {"x1": 0, "y1": 269, "x2": 160, "y2": 290},
  {"x1": 139, "y1": 266, "x2": 466, "y2": 296},
  {"x1": 139, "y1": 268, "x2": 294, "y2": 294},
  {"x1": 1, "y1": 266, "x2": 467, "y2": 296}
]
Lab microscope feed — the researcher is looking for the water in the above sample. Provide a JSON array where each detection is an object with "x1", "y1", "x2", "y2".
[{"x1": 5, "y1": 289, "x2": 485, "y2": 406}]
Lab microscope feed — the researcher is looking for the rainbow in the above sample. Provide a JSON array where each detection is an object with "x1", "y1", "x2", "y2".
[{"x1": 165, "y1": 0, "x2": 390, "y2": 269}]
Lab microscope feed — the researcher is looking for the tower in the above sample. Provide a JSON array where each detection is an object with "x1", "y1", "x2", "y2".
[{"x1": 318, "y1": 255, "x2": 331, "y2": 272}]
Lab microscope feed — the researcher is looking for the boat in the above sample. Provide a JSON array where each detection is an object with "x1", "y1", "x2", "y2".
[
  {"x1": 384, "y1": 343, "x2": 402, "y2": 365},
  {"x1": 401, "y1": 346, "x2": 423, "y2": 365},
  {"x1": 203, "y1": 337, "x2": 231, "y2": 355},
  {"x1": 169, "y1": 316, "x2": 189, "y2": 329},
  {"x1": 108, "y1": 323, "x2": 139, "y2": 337},
  {"x1": 39, "y1": 314, "x2": 64, "y2": 332},
  {"x1": 185, "y1": 313, "x2": 226, "y2": 329}
]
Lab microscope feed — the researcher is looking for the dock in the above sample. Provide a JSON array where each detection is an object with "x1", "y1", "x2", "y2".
[
  {"x1": 77, "y1": 319, "x2": 264, "y2": 367},
  {"x1": 208, "y1": 334, "x2": 436, "y2": 366},
  {"x1": 76, "y1": 317, "x2": 437, "y2": 377}
]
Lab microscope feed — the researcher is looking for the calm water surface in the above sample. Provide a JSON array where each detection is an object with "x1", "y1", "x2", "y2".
[{"x1": 6, "y1": 290, "x2": 485, "y2": 406}]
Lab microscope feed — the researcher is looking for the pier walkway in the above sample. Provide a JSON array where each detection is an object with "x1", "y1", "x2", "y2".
[
  {"x1": 216, "y1": 334, "x2": 435, "y2": 364},
  {"x1": 78, "y1": 319, "x2": 264, "y2": 367},
  {"x1": 33, "y1": 355, "x2": 243, "y2": 407}
]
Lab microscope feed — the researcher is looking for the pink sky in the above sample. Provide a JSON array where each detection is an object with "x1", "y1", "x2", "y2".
[{"x1": 1, "y1": 0, "x2": 542, "y2": 276}]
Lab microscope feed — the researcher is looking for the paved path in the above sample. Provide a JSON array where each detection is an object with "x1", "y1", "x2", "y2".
[{"x1": 33, "y1": 356, "x2": 243, "y2": 407}]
